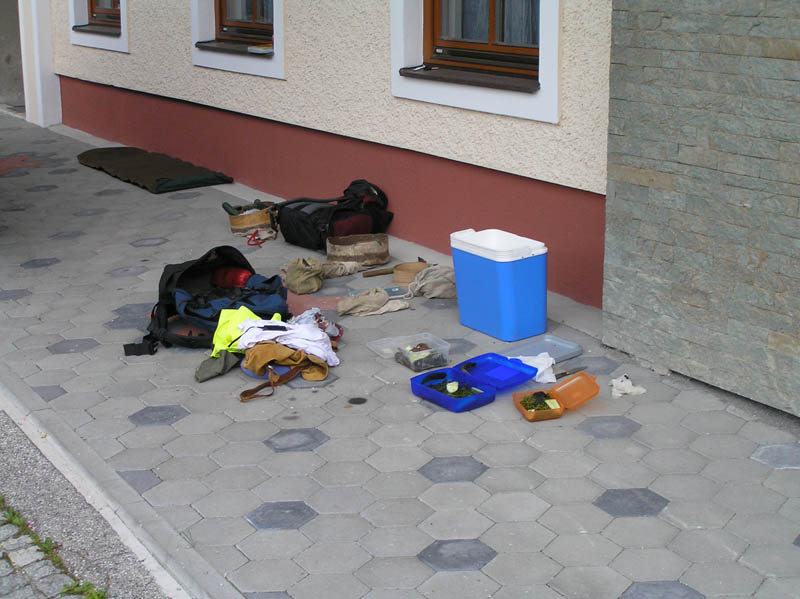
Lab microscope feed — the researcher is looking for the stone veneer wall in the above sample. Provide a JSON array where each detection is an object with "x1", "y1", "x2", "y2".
[{"x1": 603, "y1": 1, "x2": 799, "y2": 415}]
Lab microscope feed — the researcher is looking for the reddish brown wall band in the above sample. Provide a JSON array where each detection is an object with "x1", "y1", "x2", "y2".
[{"x1": 60, "y1": 76, "x2": 605, "y2": 307}]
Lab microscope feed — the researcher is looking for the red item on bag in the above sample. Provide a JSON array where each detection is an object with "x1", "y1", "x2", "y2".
[{"x1": 211, "y1": 267, "x2": 252, "y2": 288}]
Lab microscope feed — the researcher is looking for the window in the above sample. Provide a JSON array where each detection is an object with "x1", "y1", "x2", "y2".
[
  {"x1": 191, "y1": 0, "x2": 284, "y2": 79},
  {"x1": 88, "y1": 0, "x2": 120, "y2": 27},
  {"x1": 216, "y1": 0, "x2": 273, "y2": 44},
  {"x1": 391, "y1": 0, "x2": 558, "y2": 122},
  {"x1": 425, "y1": 0, "x2": 539, "y2": 79},
  {"x1": 195, "y1": 0, "x2": 274, "y2": 56},
  {"x1": 69, "y1": 0, "x2": 128, "y2": 52}
]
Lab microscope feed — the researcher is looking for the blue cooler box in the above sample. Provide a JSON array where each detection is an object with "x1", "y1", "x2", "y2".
[{"x1": 450, "y1": 229, "x2": 547, "y2": 342}]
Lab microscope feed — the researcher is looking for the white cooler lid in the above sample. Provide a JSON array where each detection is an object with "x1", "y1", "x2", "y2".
[{"x1": 450, "y1": 229, "x2": 547, "y2": 262}]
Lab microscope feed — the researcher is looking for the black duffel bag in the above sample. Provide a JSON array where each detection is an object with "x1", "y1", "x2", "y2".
[{"x1": 270, "y1": 180, "x2": 393, "y2": 251}]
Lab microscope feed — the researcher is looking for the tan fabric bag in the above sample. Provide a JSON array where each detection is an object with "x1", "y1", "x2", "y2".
[{"x1": 285, "y1": 257, "x2": 324, "y2": 294}]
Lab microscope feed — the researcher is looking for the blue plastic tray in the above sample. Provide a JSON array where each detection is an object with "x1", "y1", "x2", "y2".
[
  {"x1": 410, "y1": 368, "x2": 495, "y2": 413},
  {"x1": 452, "y1": 353, "x2": 537, "y2": 391},
  {"x1": 241, "y1": 363, "x2": 291, "y2": 379}
]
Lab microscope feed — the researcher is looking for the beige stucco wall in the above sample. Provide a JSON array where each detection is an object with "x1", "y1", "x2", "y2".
[{"x1": 50, "y1": 1, "x2": 612, "y2": 195}]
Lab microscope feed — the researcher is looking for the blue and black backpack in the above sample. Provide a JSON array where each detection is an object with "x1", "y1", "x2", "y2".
[{"x1": 123, "y1": 246, "x2": 288, "y2": 355}]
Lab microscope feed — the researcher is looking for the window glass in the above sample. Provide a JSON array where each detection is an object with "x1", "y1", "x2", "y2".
[
  {"x1": 225, "y1": 0, "x2": 273, "y2": 25},
  {"x1": 496, "y1": 0, "x2": 538, "y2": 47},
  {"x1": 94, "y1": 0, "x2": 119, "y2": 8},
  {"x1": 440, "y1": 0, "x2": 488, "y2": 43}
]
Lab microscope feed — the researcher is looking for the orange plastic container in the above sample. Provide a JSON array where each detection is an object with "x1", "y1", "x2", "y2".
[
  {"x1": 513, "y1": 372, "x2": 599, "y2": 422},
  {"x1": 512, "y1": 392, "x2": 564, "y2": 421}
]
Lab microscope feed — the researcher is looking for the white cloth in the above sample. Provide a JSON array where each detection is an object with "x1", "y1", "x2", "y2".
[
  {"x1": 609, "y1": 374, "x2": 646, "y2": 398},
  {"x1": 236, "y1": 319, "x2": 340, "y2": 367},
  {"x1": 511, "y1": 352, "x2": 556, "y2": 383}
]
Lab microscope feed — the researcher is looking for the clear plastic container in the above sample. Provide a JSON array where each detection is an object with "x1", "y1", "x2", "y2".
[{"x1": 367, "y1": 333, "x2": 450, "y2": 372}]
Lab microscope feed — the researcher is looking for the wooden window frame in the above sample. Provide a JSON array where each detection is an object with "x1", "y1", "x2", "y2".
[
  {"x1": 423, "y1": 0, "x2": 538, "y2": 77},
  {"x1": 215, "y1": 0, "x2": 273, "y2": 44},
  {"x1": 88, "y1": 0, "x2": 120, "y2": 27}
]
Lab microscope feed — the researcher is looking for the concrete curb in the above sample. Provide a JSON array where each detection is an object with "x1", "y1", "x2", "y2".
[{"x1": 0, "y1": 359, "x2": 244, "y2": 599}]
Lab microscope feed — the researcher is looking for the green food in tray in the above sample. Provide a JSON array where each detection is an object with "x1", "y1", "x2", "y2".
[{"x1": 519, "y1": 391, "x2": 557, "y2": 411}]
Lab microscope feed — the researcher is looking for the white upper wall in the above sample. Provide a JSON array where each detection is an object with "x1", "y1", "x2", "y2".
[{"x1": 50, "y1": 0, "x2": 612, "y2": 195}]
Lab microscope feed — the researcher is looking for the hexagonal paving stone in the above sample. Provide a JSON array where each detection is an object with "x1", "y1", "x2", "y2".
[
  {"x1": 47, "y1": 338, "x2": 99, "y2": 354},
  {"x1": 550, "y1": 566, "x2": 631, "y2": 599},
  {"x1": 594, "y1": 488, "x2": 669, "y2": 517},
  {"x1": 444, "y1": 338, "x2": 477, "y2": 356},
  {"x1": 118, "y1": 469, "x2": 161, "y2": 494},
  {"x1": 369, "y1": 423, "x2": 432, "y2": 447},
  {"x1": 21, "y1": 258, "x2": 60, "y2": 269},
  {"x1": 751, "y1": 444, "x2": 800, "y2": 469},
  {"x1": 418, "y1": 456, "x2": 487, "y2": 483},
  {"x1": 544, "y1": 533, "x2": 621, "y2": 567},
  {"x1": 295, "y1": 541, "x2": 371, "y2": 574},
  {"x1": 418, "y1": 539, "x2": 496, "y2": 571},
  {"x1": 32, "y1": 385, "x2": 66, "y2": 401},
  {"x1": 130, "y1": 237, "x2": 168, "y2": 247},
  {"x1": 74, "y1": 208, "x2": 107, "y2": 216},
  {"x1": 0, "y1": 289, "x2": 31, "y2": 300},
  {"x1": 362, "y1": 498, "x2": 432, "y2": 527},
  {"x1": 478, "y1": 491, "x2": 550, "y2": 522},
  {"x1": 106, "y1": 265, "x2": 149, "y2": 277},
  {"x1": 578, "y1": 416, "x2": 641, "y2": 439},
  {"x1": 360, "y1": 526, "x2": 433, "y2": 557},
  {"x1": 611, "y1": 547, "x2": 689, "y2": 582},
  {"x1": 621, "y1": 581, "x2": 704, "y2": 599},
  {"x1": 129, "y1": 405, "x2": 189, "y2": 426},
  {"x1": 49, "y1": 231, "x2": 85, "y2": 240},
  {"x1": 265, "y1": 428, "x2": 329, "y2": 452},
  {"x1": 286, "y1": 373, "x2": 338, "y2": 389},
  {"x1": 245, "y1": 501, "x2": 318, "y2": 530}
]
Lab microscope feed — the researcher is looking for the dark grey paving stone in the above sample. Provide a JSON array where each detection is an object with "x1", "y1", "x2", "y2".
[
  {"x1": 286, "y1": 373, "x2": 338, "y2": 389},
  {"x1": 578, "y1": 416, "x2": 641, "y2": 439},
  {"x1": 423, "y1": 298, "x2": 458, "y2": 310},
  {"x1": 169, "y1": 191, "x2": 203, "y2": 200},
  {"x1": 245, "y1": 501, "x2": 317, "y2": 530},
  {"x1": 105, "y1": 315, "x2": 149, "y2": 331},
  {"x1": 265, "y1": 428, "x2": 329, "y2": 452},
  {"x1": 129, "y1": 405, "x2": 190, "y2": 427},
  {"x1": 621, "y1": 581, "x2": 705, "y2": 598},
  {"x1": 49, "y1": 168, "x2": 78, "y2": 174},
  {"x1": 47, "y1": 338, "x2": 99, "y2": 354},
  {"x1": 21, "y1": 257, "x2": 60, "y2": 269},
  {"x1": 2, "y1": 204, "x2": 30, "y2": 211},
  {"x1": 118, "y1": 470, "x2": 162, "y2": 494},
  {"x1": 418, "y1": 539, "x2": 497, "y2": 571},
  {"x1": 0, "y1": 225, "x2": 8, "y2": 233},
  {"x1": 114, "y1": 303, "x2": 154, "y2": 316},
  {"x1": 794, "y1": 534, "x2": 800, "y2": 548},
  {"x1": 445, "y1": 338, "x2": 477, "y2": 356},
  {"x1": 419, "y1": 456, "x2": 487, "y2": 483},
  {"x1": 751, "y1": 444, "x2": 800, "y2": 469},
  {"x1": 95, "y1": 188, "x2": 127, "y2": 196},
  {"x1": 0, "y1": 289, "x2": 31, "y2": 300},
  {"x1": 26, "y1": 185, "x2": 58, "y2": 192},
  {"x1": 2, "y1": 170, "x2": 28, "y2": 177},
  {"x1": 32, "y1": 385, "x2": 66, "y2": 401},
  {"x1": 244, "y1": 593, "x2": 290, "y2": 599},
  {"x1": 49, "y1": 231, "x2": 86, "y2": 240},
  {"x1": 594, "y1": 488, "x2": 669, "y2": 517},
  {"x1": 107, "y1": 266, "x2": 149, "y2": 277},
  {"x1": 130, "y1": 237, "x2": 168, "y2": 247},
  {"x1": 73, "y1": 208, "x2": 107, "y2": 216}
]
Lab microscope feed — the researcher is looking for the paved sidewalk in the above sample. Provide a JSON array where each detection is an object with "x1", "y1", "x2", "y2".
[{"x1": 2, "y1": 110, "x2": 800, "y2": 599}]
